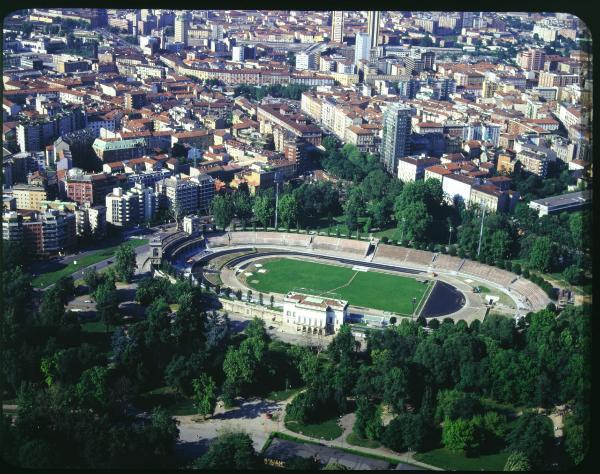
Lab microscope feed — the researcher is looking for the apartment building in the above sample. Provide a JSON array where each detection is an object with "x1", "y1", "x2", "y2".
[
  {"x1": 397, "y1": 155, "x2": 441, "y2": 183},
  {"x1": 75, "y1": 202, "x2": 107, "y2": 237},
  {"x1": 155, "y1": 176, "x2": 200, "y2": 216},
  {"x1": 11, "y1": 184, "x2": 48, "y2": 210},
  {"x1": 63, "y1": 169, "x2": 127, "y2": 205},
  {"x1": 17, "y1": 106, "x2": 87, "y2": 152},
  {"x1": 516, "y1": 149, "x2": 550, "y2": 177},
  {"x1": 106, "y1": 183, "x2": 157, "y2": 227}
]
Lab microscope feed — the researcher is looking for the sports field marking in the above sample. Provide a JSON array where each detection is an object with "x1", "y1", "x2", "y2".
[
  {"x1": 244, "y1": 257, "x2": 432, "y2": 315},
  {"x1": 318, "y1": 270, "x2": 360, "y2": 297},
  {"x1": 352, "y1": 265, "x2": 369, "y2": 272}
]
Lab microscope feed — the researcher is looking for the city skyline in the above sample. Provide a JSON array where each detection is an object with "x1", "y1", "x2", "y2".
[{"x1": 1, "y1": 8, "x2": 592, "y2": 472}]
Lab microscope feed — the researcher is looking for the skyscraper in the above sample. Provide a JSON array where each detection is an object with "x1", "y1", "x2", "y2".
[
  {"x1": 174, "y1": 12, "x2": 188, "y2": 46},
  {"x1": 354, "y1": 32, "x2": 371, "y2": 65},
  {"x1": 381, "y1": 103, "x2": 412, "y2": 174},
  {"x1": 90, "y1": 9, "x2": 108, "y2": 28},
  {"x1": 331, "y1": 11, "x2": 344, "y2": 43},
  {"x1": 367, "y1": 11, "x2": 380, "y2": 49}
]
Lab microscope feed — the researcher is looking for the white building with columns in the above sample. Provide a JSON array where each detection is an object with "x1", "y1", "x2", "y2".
[{"x1": 283, "y1": 292, "x2": 348, "y2": 335}]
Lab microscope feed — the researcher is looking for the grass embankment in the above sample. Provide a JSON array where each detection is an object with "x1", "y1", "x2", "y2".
[
  {"x1": 414, "y1": 448, "x2": 510, "y2": 471},
  {"x1": 284, "y1": 417, "x2": 343, "y2": 440},
  {"x1": 245, "y1": 258, "x2": 430, "y2": 315},
  {"x1": 265, "y1": 388, "x2": 302, "y2": 402},
  {"x1": 134, "y1": 386, "x2": 196, "y2": 417},
  {"x1": 346, "y1": 432, "x2": 381, "y2": 448},
  {"x1": 31, "y1": 239, "x2": 148, "y2": 288}
]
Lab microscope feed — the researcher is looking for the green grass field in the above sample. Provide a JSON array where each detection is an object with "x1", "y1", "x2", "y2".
[
  {"x1": 244, "y1": 258, "x2": 431, "y2": 315},
  {"x1": 31, "y1": 239, "x2": 148, "y2": 288},
  {"x1": 346, "y1": 432, "x2": 381, "y2": 448},
  {"x1": 134, "y1": 386, "x2": 196, "y2": 417},
  {"x1": 414, "y1": 448, "x2": 510, "y2": 471},
  {"x1": 285, "y1": 417, "x2": 343, "y2": 440}
]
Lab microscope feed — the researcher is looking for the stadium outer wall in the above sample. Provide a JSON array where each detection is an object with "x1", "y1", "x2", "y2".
[{"x1": 179, "y1": 231, "x2": 551, "y2": 320}]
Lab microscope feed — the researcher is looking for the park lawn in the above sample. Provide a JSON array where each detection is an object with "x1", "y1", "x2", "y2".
[
  {"x1": 346, "y1": 432, "x2": 381, "y2": 448},
  {"x1": 414, "y1": 448, "x2": 510, "y2": 471},
  {"x1": 81, "y1": 320, "x2": 109, "y2": 333},
  {"x1": 285, "y1": 417, "x2": 343, "y2": 440},
  {"x1": 246, "y1": 258, "x2": 430, "y2": 315},
  {"x1": 134, "y1": 386, "x2": 196, "y2": 417},
  {"x1": 31, "y1": 239, "x2": 148, "y2": 288},
  {"x1": 265, "y1": 388, "x2": 302, "y2": 402}
]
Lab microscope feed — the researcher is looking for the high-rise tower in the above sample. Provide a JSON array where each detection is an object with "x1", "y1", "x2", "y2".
[
  {"x1": 174, "y1": 12, "x2": 188, "y2": 46},
  {"x1": 354, "y1": 32, "x2": 371, "y2": 65},
  {"x1": 367, "y1": 11, "x2": 380, "y2": 49},
  {"x1": 331, "y1": 11, "x2": 344, "y2": 43},
  {"x1": 381, "y1": 103, "x2": 412, "y2": 174}
]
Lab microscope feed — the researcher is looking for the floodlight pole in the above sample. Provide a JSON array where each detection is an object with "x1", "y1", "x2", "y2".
[
  {"x1": 477, "y1": 207, "x2": 486, "y2": 258},
  {"x1": 274, "y1": 180, "x2": 279, "y2": 229}
]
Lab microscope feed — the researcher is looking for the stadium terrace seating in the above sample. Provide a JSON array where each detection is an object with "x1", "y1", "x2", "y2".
[
  {"x1": 432, "y1": 254, "x2": 463, "y2": 272},
  {"x1": 337, "y1": 238, "x2": 370, "y2": 256},
  {"x1": 372, "y1": 245, "x2": 411, "y2": 265},
  {"x1": 404, "y1": 249, "x2": 435, "y2": 267},
  {"x1": 509, "y1": 278, "x2": 550, "y2": 310},
  {"x1": 254, "y1": 232, "x2": 286, "y2": 245},
  {"x1": 226, "y1": 232, "x2": 250, "y2": 245},
  {"x1": 206, "y1": 235, "x2": 230, "y2": 247},
  {"x1": 488, "y1": 268, "x2": 516, "y2": 287},
  {"x1": 460, "y1": 260, "x2": 493, "y2": 280},
  {"x1": 282, "y1": 234, "x2": 311, "y2": 248},
  {"x1": 312, "y1": 235, "x2": 341, "y2": 253}
]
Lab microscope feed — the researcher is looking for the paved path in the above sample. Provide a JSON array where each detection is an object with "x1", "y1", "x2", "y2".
[{"x1": 174, "y1": 394, "x2": 442, "y2": 470}]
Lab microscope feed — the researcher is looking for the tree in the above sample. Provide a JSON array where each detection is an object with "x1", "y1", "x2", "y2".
[
  {"x1": 563, "y1": 265, "x2": 584, "y2": 285},
  {"x1": 563, "y1": 410, "x2": 589, "y2": 466},
  {"x1": 506, "y1": 412, "x2": 554, "y2": 468},
  {"x1": 343, "y1": 188, "x2": 365, "y2": 232},
  {"x1": 192, "y1": 374, "x2": 217, "y2": 418},
  {"x1": 114, "y1": 243, "x2": 137, "y2": 283},
  {"x1": 353, "y1": 397, "x2": 382, "y2": 440},
  {"x1": 327, "y1": 325, "x2": 357, "y2": 363},
  {"x1": 253, "y1": 194, "x2": 274, "y2": 229},
  {"x1": 381, "y1": 413, "x2": 433, "y2": 452},
  {"x1": 75, "y1": 365, "x2": 111, "y2": 413},
  {"x1": 2, "y1": 240, "x2": 29, "y2": 271},
  {"x1": 528, "y1": 237, "x2": 556, "y2": 273},
  {"x1": 144, "y1": 408, "x2": 180, "y2": 467},
  {"x1": 211, "y1": 194, "x2": 236, "y2": 230},
  {"x1": 193, "y1": 432, "x2": 260, "y2": 470},
  {"x1": 38, "y1": 287, "x2": 66, "y2": 327},
  {"x1": 95, "y1": 280, "x2": 119, "y2": 332},
  {"x1": 233, "y1": 191, "x2": 253, "y2": 226},
  {"x1": 168, "y1": 200, "x2": 184, "y2": 230},
  {"x1": 441, "y1": 417, "x2": 480, "y2": 456},
  {"x1": 83, "y1": 267, "x2": 102, "y2": 293},
  {"x1": 395, "y1": 201, "x2": 431, "y2": 243},
  {"x1": 503, "y1": 451, "x2": 532, "y2": 471},
  {"x1": 488, "y1": 229, "x2": 512, "y2": 261},
  {"x1": 278, "y1": 194, "x2": 299, "y2": 228}
]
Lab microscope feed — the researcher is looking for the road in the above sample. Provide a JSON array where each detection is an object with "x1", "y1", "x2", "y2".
[
  {"x1": 99, "y1": 28, "x2": 144, "y2": 52},
  {"x1": 225, "y1": 310, "x2": 332, "y2": 347},
  {"x1": 34, "y1": 223, "x2": 176, "y2": 291}
]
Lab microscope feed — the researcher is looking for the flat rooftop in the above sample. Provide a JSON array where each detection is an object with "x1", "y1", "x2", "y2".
[{"x1": 530, "y1": 189, "x2": 592, "y2": 209}]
